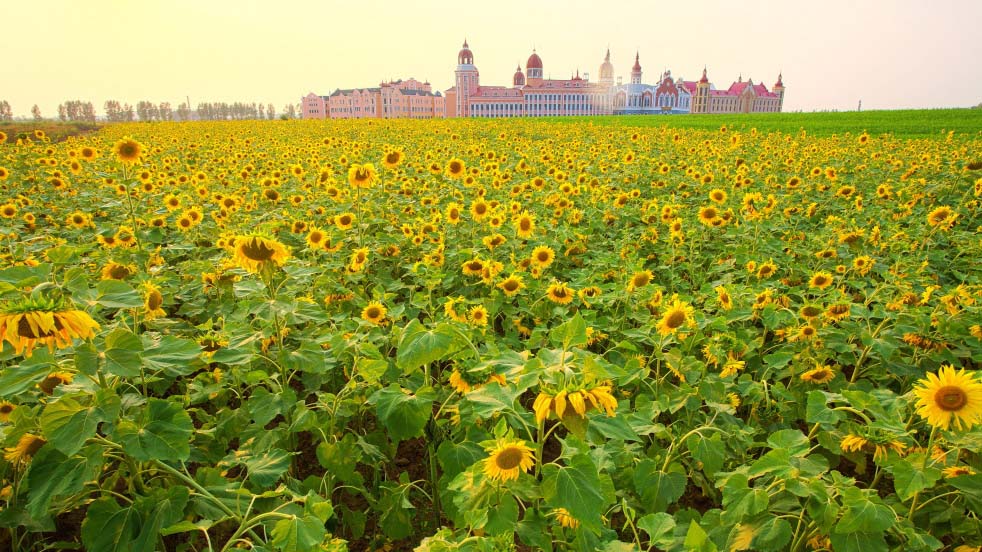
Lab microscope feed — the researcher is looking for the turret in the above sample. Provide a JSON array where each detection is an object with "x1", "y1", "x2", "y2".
[
  {"x1": 631, "y1": 52, "x2": 642, "y2": 84},
  {"x1": 773, "y1": 72, "x2": 785, "y2": 112},
  {"x1": 454, "y1": 39, "x2": 480, "y2": 117},
  {"x1": 599, "y1": 49, "x2": 614, "y2": 87},
  {"x1": 526, "y1": 50, "x2": 543, "y2": 83},
  {"x1": 513, "y1": 64, "x2": 525, "y2": 87}
]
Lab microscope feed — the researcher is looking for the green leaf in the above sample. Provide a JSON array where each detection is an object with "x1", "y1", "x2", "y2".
[
  {"x1": 684, "y1": 520, "x2": 716, "y2": 551},
  {"x1": 132, "y1": 487, "x2": 190, "y2": 552},
  {"x1": 543, "y1": 453, "x2": 604, "y2": 534},
  {"x1": 113, "y1": 398, "x2": 192, "y2": 461},
  {"x1": 484, "y1": 493, "x2": 518, "y2": 535},
  {"x1": 436, "y1": 439, "x2": 484, "y2": 480},
  {"x1": 141, "y1": 335, "x2": 202, "y2": 376},
  {"x1": 689, "y1": 432, "x2": 725, "y2": 477},
  {"x1": 835, "y1": 487, "x2": 896, "y2": 534},
  {"x1": 549, "y1": 312, "x2": 588, "y2": 349},
  {"x1": 634, "y1": 459, "x2": 686, "y2": 512},
  {"x1": 242, "y1": 448, "x2": 294, "y2": 488},
  {"x1": 396, "y1": 320, "x2": 458, "y2": 372},
  {"x1": 367, "y1": 384, "x2": 434, "y2": 443},
  {"x1": 720, "y1": 473, "x2": 769, "y2": 524},
  {"x1": 829, "y1": 531, "x2": 888, "y2": 552},
  {"x1": 26, "y1": 445, "x2": 102, "y2": 519},
  {"x1": 946, "y1": 474, "x2": 982, "y2": 512},
  {"x1": 637, "y1": 512, "x2": 675, "y2": 546},
  {"x1": 270, "y1": 514, "x2": 326, "y2": 552},
  {"x1": 806, "y1": 391, "x2": 844, "y2": 424},
  {"x1": 103, "y1": 328, "x2": 144, "y2": 378},
  {"x1": 95, "y1": 280, "x2": 145, "y2": 309},
  {"x1": 766, "y1": 429, "x2": 810, "y2": 454},
  {"x1": 317, "y1": 434, "x2": 364, "y2": 484},
  {"x1": 0, "y1": 352, "x2": 54, "y2": 397},
  {"x1": 888, "y1": 456, "x2": 941, "y2": 501},
  {"x1": 751, "y1": 517, "x2": 793, "y2": 551},
  {"x1": 40, "y1": 394, "x2": 116, "y2": 456},
  {"x1": 81, "y1": 497, "x2": 145, "y2": 552},
  {"x1": 74, "y1": 341, "x2": 100, "y2": 376},
  {"x1": 0, "y1": 264, "x2": 51, "y2": 287}
]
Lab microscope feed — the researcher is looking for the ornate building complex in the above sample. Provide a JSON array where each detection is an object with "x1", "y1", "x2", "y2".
[{"x1": 300, "y1": 40, "x2": 784, "y2": 119}]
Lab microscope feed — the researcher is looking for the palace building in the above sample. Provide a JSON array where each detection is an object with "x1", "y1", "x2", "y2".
[
  {"x1": 300, "y1": 41, "x2": 784, "y2": 120},
  {"x1": 445, "y1": 40, "x2": 784, "y2": 117},
  {"x1": 301, "y1": 78, "x2": 446, "y2": 120}
]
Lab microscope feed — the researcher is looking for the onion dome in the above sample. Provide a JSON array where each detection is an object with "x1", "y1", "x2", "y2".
[
  {"x1": 632, "y1": 52, "x2": 642, "y2": 73},
  {"x1": 698, "y1": 67, "x2": 709, "y2": 84},
  {"x1": 526, "y1": 50, "x2": 543, "y2": 70},
  {"x1": 458, "y1": 40, "x2": 473, "y2": 65},
  {"x1": 513, "y1": 65, "x2": 526, "y2": 86},
  {"x1": 600, "y1": 49, "x2": 614, "y2": 79},
  {"x1": 774, "y1": 72, "x2": 784, "y2": 88}
]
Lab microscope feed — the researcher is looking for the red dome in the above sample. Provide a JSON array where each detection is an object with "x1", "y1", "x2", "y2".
[
  {"x1": 513, "y1": 65, "x2": 525, "y2": 86},
  {"x1": 632, "y1": 52, "x2": 642, "y2": 73},
  {"x1": 458, "y1": 40, "x2": 474, "y2": 65},
  {"x1": 526, "y1": 51, "x2": 543, "y2": 70}
]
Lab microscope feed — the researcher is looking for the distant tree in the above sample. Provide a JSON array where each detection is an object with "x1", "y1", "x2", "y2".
[
  {"x1": 122, "y1": 103, "x2": 135, "y2": 122},
  {"x1": 267, "y1": 103, "x2": 276, "y2": 120},
  {"x1": 82, "y1": 102, "x2": 96, "y2": 123},
  {"x1": 285, "y1": 103, "x2": 296, "y2": 119},
  {"x1": 258, "y1": 104, "x2": 265, "y2": 120},
  {"x1": 58, "y1": 103, "x2": 67, "y2": 121},
  {"x1": 136, "y1": 101, "x2": 152, "y2": 121},
  {"x1": 31, "y1": 105, "x2": 42, "y2": 121},
  {"x1": 176, "y1": 102, "x2": 191, "y2": 121},
  {"x1": 104, "y1": 100, "x2": 122, "y2": 122},
  {"x1": 159, "y1": 102, "x2": 172, "y2": 121},
  {"x1": 0, "y1": 100, "x2": 12, "y2": 121}
]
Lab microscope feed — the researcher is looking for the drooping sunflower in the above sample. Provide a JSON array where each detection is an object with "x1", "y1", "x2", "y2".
[
  {"x1": 913, "y1": 365, "x2": 982, "y2": 431},
  {"x1": 533, "y1": 385, "x2": 617, "y2": 423},
  {"x1": 38, "y1": 371, "x2": 74, "y2": 395},
  {"x1": 113, "y1": 137, "x2": 143, "y2": 164},
  {"x1": 4, "y1": 434, "x2": 46, "y2": 464},
  {"x1": 0, "y1": 297, "x2": 100, "y2": 358},
  {"x1": 361, "y1": 301, "x2": 387, "y2": 326},
  {"x1": 143, "y1": 283, "x2": 165, "y2": 320},
  {"x1": 824, "y1": 303, "x2": 851, "y2": 322},
  {"x1": 232, "y1": 235, "x2": 290, "y2": 273},
  {"x1": 714, "y1": 286, "x2": 733, "y2": 311},
  {"x1": 101, "y1": 261, "x2": 136, "y2": 280},
  {"x1": 927, "y1": 206, "x2": 955, "y2": 228},
  {"x1": 347, "y1": 163, "x2": 377, "y2": 188},
  {"x1": 756, "y1": 260, "x2": 778, "y2": 279},
  {"x1": 530, "y1": 245, "x2": 555, "y2": 269},
  {"x1": 656, "y1": 297, "x2": 694, "y2": 336},
  {"x1": 0, "y1": 401, "x2": 16, "y2": 422},
  {"x1": 801, "y1": 364, "x2": 836, "y2": 383},
  {"x1": 483, "y1": 437, "x2": 534, "y2": 482},
  {"x1": 553, "y1": 508, "x2": 580, "y2": 529},
  {"x1": 546, "y1": 282, "x2": 575, "y2": 305}
]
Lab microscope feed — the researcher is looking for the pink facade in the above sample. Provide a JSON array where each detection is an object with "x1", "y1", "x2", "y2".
[{"x1": 302, "y1": 78, "x2": 445, "y2": 120}]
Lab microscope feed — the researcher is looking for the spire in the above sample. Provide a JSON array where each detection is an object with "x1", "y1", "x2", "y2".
[
  {"x1": 605, "y1": 48, "x2": 611, "y2": 62},
  {"x1": 463, "y1": 38, "x2": 468, "y2": 48}
]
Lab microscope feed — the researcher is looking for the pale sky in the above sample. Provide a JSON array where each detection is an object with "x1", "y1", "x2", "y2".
[{"x1": 5, "y1": 0, "x2": 981, "y2": 118}]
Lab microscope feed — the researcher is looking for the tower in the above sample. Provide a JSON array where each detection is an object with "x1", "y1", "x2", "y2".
[
  {"x1": 513, "y1": 64, "x2": 525, "y2": 87},
  {"x1": 526, "y1": 50, "x2": 543, "y2": 84},
  {"x1": 455, "y1": 40, "x2": 479, "y2": 117},
  {"x1": 695, "y1": 67, "x2": 710, "y2": 114},
  {"x1": 631, "y1": 52, "x2": 642, "y2": 84},
  {"x1": 599, "y1": 49, "x2": 614, "y2": 87},
  {"x1": 773, "y1": 72, "x2": 785, "y2": 112}
]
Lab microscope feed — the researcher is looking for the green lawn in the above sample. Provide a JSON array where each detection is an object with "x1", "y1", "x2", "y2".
[{"x1": 543, "y1": 108, "x2": 982, "y2": 138}]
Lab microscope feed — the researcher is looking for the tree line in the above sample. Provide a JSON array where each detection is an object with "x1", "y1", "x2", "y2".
[{"x1": 0, "y1": 99, "x2": 301, "y2": 122}]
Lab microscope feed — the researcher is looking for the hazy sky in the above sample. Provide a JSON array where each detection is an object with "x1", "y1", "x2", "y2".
[{"x1": 5, "y1": 0, "x2": 981, "y2": 118}]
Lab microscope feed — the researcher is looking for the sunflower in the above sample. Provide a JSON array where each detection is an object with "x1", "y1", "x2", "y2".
[
  {"x1": 942, "y1": 465, "x2": 975, "y2": 478},
  {"x1": 809, "y1": 271, "x2": 834, "y2": 290},
  {"x1": 627, "y1": 270, "x2": 653, "y2": 292},
  {"x1": 801, "y1": 364, "x2": 836, "y2": 383},
  {"x1": 38, "y1": 371, "x2": 74, "y2": 395},
  {"x1": 461, "y1": 258, "x2": 486, "y2": 277},
  {"x1": 530, "y1": 245, "x2": 555, "y2": 269},
  {"x1": 347, "y1": 163, "x2": 377, "y2": 188},
  {"x1": 656, "y1": 297, "x2": 694, "y2": 336},
  {"x1": 335, "y1": 212, "x2": 356, "y2": 230},
  {"x1": 533, "y1": 386, "x2": 617, "y2": 423},
  {"x1": 824, "y1": 303, "x2": 851, "y2": 322},
  {"x1": 709, "y1": 189, "x2": 727, "y2": 204},
  {"x1": 514, "y1": 211, "x2": 535, "y2": 239},
  {"x1": 232, "y1": 235, "x2": 290, "y2": 273},
  {"x1": 470, "y1": 199, "x2": 489, "y2": 221},
  {"x1": 840, "y1": 434, "x2": 869, "y2": 454},
  {"x1": 498, "y1": 274, "x2": 525, "y2": 297},
  {"x1": 361, "y1": 301, "x2": 387, "y2": 325},
  {"x1": 482, "y1": 233, "x2": 506, "y2": 250},
  {"x1": 382, "y1": 150, "x2": 404, "y2": 169},
  {"x1": 926, "y1": 206, "x2": 956, "y2": 228},
  {"x1": 100, "y1": 261, "x2": 135, "y2": 280},
  {"x1": 0, "y1": 401, "x2": 16, "y2": 422},
  {"x1": 113, "y1": 137, "x2": 143, "y2": 164},
  {"x1": 0, "y1": 167, "x2": 9, "y2": 180},
  {"x1": 913, "y1": 365, "x2": 982, "y2": 431},
  {"x1": 143, "y1": 283, "x2": 165, "y2": 320},
  {"x1": 4, "y1": 434, "x2": 46, "y2": 464},
  {"x1": 697, "y1": 206, "x2": 720, "y2": 226},
  {"x1": 483, "y1": 437, "x2": 534, "y2": 482},
  {"x1": 852, "y1": 255, "x2": 873, "y2": 275},
  {"x1": 0, "y1": 298, "x2": 100, "y2": 357},
  {"x1": 553, "y1": 508, "x2": 580, "y2": 529},
  {"x1": 0, "y1": 203, "x2": 16, "y2": 218},
  {"x1": 714, "y1": 286, "x2": 733, "y2": 311},
  {"x1": 445, "y1": 158, "x2": 466, "y2": 179},
  {"x1": 756, "y1": 260, "x2": 777, "y2": 279},
  {"x1": 546, "y1": 282, "x2": 575, "y2": 305},
  {"x1": 306, "y1": 227, "x2": 327, "y2": 249},
  {"x1": 468, "y1": 305, "x2": 489, "y2": 327}
]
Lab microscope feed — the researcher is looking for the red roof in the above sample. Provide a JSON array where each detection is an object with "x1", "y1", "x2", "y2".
[
  {"x1": 680, "y1": 81, "x2": 697, "y2": 93},
  {"x1": 527, "y1": 51, "x2": 543, "y2": 69}
]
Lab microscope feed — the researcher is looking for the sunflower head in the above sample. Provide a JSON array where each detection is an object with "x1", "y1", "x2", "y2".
[
  {"x1": 0, "y1": 296, "x2": 100, "y2": 358},
  {"x1": 113, "y1": 138, "x2": 143, "y2": 164},
  {"x1": 232, "y1": 235, "x2": 290, "y2": 273},
  {"x1": 361, "y1": 301, "x2": 387, "y2": 326},
  {"x1": 483, "y1": 437, "x2": 534, "y2": 482},
  {"x1": 913, "y1": 365, "x2": 982, "y2": 431}
]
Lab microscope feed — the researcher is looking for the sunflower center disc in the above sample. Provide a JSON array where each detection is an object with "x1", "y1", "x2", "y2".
[
  {"x1": 17, "y1": 317, "x2": 55, "y2": 339},
  {"x1": 665, "y1": 310, "x2": 686, "y2": 329},
  {"x1": 242, "y1": 240, "x2": 275, "y2": 261},
  {"x1": 935, "y1": 385, "x2": 967, "y2": 411},
  {"x1": 495, "y1": 447, "x2": 525, "y2": 470}
]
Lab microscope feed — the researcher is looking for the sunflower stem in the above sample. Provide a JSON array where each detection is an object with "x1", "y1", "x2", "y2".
[{"x1": 907, "y1": 425, "x2": 938, "y2": 521}]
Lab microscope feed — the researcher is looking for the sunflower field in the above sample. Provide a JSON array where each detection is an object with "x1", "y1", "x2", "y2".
[{"x1": 0, "y1": 118, "x2": 981, "y2": 552}]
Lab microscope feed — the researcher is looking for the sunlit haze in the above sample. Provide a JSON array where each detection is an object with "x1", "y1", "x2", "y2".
[{"x1": 6, "y1": 0, "x2": 981, "y2": 118}]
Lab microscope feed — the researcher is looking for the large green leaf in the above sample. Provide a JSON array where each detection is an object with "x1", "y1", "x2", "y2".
[
  {"x1": 633, "y1": 459, "x2": 686, "y2": 513},
  {"x1": 688, "y1": 432, "x2": 725, "y2": 477},
  {"x1": 720, "y1": 473, "x2": 769, "y2": 524},
  {"x1": 131, "y1": 487, "x2": 190, "y2": 552},
  {"x1": 549, "y1": 312, "x2": 588, "y2": 349},
  {"x1": 542, "y1": 453, "x2": 604, "y2": 534},
  {"x1": 113, "y1": 398, "x2": 192, "y2": 461},
  {"x1": 103, "y1": 328, "x2": 144, "y2": 378},
  {"x1": 26, "y1": 445, "x2": 102, "y2": 519},
  {"x1": 141, "y1": 335, "x2": 203, "y2": 376},
  {"x1": 0, "y1": 354, "x2": 53, "y2": 397},
  {"x1": 396, "y1": 320, "x2": 457, "y2": 372},
  {"x1": 81, "y1": 497, "x2": 145, "y2": 552},
  {"x1": 40, "y1": 393, "x2": 117, "y2": 456},
  {"x1": 95, "y1": 280, "x2": 145, "y2": 309},
  {"x1": 834, "y1": 487, "x2": 896, "y2": 534},
  {"x1": 242, "y1": 448, "x2": 294, "y2": 488},
  {"x1": 637, "y1": 512, "x2": 675, "y2": 547},
  {"x1": 367, "y1": 384, "x2": 435, "y2": 443},
  {"x1": 751, "y1": 516, "x2": 793, "y2": 551},
  {"x1": 829, "y1": 531, "x2": 889, "y2": 552},
  {"x1": 887, "y1": 454, "x2": 941, "y2": 501}
]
